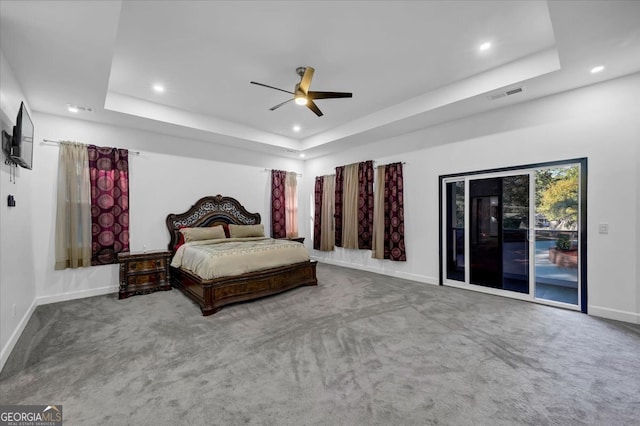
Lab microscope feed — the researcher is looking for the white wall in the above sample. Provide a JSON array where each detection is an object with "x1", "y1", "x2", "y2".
[
  {"x1": 302, "y1": 73, "x2": 640, "y2": 324},
  {"x1": 0, "y1": 50, "x2": 37, "y2": 369}
]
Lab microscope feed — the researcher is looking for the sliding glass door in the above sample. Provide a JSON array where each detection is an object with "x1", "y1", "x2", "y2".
[
  {"x1": 445, "y1": 181, "x2": 465, "y2": 282},
  {"x1": 533, "y1": 165, "x2": 580, "y2": 305},
  {"x1": 468, "y1": 174, "x2": 530, "y2": 293},
  {"x1": 441, "y1": 160, "x2": 585, "y2": 311}
]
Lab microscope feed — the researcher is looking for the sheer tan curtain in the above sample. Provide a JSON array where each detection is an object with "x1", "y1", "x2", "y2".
[
  {"x1": 320, "y1": 175, "x2": 335, "y2": 251},
  {"x1": 342, "y1": 163, "x2": 360, "y2": 248},
  {"x1": 55, "y1": 142, "x2": 92, "y2": 269},
  {"x1": 285, "y1": 171, "x2": 298, "y2": 238},
  {"x1": 372, "y1": 166, "x2": 385, "y2": 259}
]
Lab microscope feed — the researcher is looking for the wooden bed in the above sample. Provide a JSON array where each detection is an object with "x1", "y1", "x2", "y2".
[{"x1": 166, "y1": 194, "x2": 317, "y2": 315}]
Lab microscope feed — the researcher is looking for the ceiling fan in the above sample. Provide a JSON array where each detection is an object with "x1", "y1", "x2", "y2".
[{"x1": 250, "y1": 66, "x2": 352, "y2": 117}]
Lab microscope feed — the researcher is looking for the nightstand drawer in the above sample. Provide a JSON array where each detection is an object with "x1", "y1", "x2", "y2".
[
  {"x1": 127, "y1": 271, "x2": 167, "y2": 286},
  {"x1": 128, "y1": 258, "x2": 164, "y2": 272}
]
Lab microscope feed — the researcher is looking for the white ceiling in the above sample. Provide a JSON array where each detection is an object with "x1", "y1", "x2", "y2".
[{"x1": 1, "y1": 1, "x2": 639, "y2": 159}]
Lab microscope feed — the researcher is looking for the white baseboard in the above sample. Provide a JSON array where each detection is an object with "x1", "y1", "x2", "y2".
[
  {"x1": 312, "y1": 257, "x2": 439, "y2": 286},
  {"x1": 36, "y1": 285, "x2": 118, "y2": 306},
  {"x1": 588, "y1": 305, "x2": 640, "y2": 324},
  {"x1": 0, "y1": 298, "x2": 37, "y2": 373}
]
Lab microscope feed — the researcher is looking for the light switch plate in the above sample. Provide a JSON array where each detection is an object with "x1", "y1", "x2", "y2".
[{"x1": 598, "y1": 223, "x2": 609, "y2": 234}]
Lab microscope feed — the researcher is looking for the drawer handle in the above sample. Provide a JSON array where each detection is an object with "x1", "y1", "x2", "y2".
[
  {"x1": 155, "y1": 260, "x2": 161, "y2": 267},
  {"x1": 130, "y1": 262, "x2": 137, "y2": 270}
]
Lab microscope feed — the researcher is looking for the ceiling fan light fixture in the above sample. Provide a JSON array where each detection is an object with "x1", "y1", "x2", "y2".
[{"x1": 251, "y1": 66, "x2": 351, "y2": 117}]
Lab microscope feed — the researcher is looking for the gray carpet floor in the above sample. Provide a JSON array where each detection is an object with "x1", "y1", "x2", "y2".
[{"x1": 1, "y1": 263, "x2": 639, "y2": 425}]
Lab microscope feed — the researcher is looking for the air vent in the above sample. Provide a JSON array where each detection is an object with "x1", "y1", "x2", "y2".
[{"x1": 487, "y1": 86, "x2": 525, "y2": 101}]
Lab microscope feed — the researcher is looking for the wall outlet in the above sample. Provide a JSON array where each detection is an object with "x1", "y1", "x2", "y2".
[{"x1": 143, "y1": 244, "x2": 147, "y2": 253}]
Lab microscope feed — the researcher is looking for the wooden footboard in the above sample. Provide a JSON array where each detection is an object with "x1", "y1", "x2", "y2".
[{"x1": 171, "y1": 261, "x2": 318, "y2": 315}]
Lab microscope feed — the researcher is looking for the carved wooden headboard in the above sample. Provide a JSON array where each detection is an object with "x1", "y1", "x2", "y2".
[{"x1": 165, "y1": 195, "x2": 261, "y2": 252}]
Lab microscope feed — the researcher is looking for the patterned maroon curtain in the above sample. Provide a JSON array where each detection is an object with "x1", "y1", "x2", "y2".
[
  {"x1": 88, "y1": 145, "x2": 129, "y2": 265},
  {"x1": 358, "y1": 161, "x2": 374, "y2": 249},
  {"x1": 334, "y1": 166, "x2": 344, "y2": 247},
  {"x1": 384, "y1": 162, "x2": 406, "y2": 261},
  {"x1": 271, "y1": 170, "x2": 287, "y2": 238},
  {"x1": 313, "y1": 176, "x2": 324, "y2": 250}
]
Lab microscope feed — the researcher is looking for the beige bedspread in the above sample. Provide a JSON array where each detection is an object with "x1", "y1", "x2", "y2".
[{"x1": 170, "y1": 237, "x2": 310, "y2": 279}]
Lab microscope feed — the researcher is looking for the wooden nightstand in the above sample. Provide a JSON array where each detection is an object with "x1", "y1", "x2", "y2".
[
  {"x1": 117, "y1": 251, "x2": 172, "y2": 299},
  {"x1": 281, "y1": 237, "x2": 305, "y2": 244}
]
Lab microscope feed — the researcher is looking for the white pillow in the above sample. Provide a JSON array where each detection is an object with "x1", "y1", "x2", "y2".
[
  {"x1": 228, "y1": 224, "x2": 265, "y2": 238},
  {"x1": 180, "y1": 225, "x2": 226, "y2": 242}
]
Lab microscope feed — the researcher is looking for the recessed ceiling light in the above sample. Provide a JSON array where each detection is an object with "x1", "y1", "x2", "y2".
[
  {"x1": 153, "y1": 84, "x2": 165, "y2": 93},
  {"x1": 299, "y1": 153, "x2": 306, "y2": 158},
  {"x1": 67, "y1": 104, "x2": 93, "y2": 113},
  {"x1": 590, "y1": 65, "x2": 605, "y2": 74},
  {"x1": 293, "y1": 125, "x2": 301, "y2": 132},
  {"x1": 479, "y1": 42, "x2": 491, "y2": 51}
]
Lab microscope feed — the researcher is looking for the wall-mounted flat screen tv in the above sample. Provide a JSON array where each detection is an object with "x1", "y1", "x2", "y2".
[{"x1": 9, "y1": 101, "x2": 34, "y2": 170}]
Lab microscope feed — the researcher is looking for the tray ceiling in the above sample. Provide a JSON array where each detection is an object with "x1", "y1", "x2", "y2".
[{"x1": 1, "y1": 1, "x2": 639, "y2": 159}]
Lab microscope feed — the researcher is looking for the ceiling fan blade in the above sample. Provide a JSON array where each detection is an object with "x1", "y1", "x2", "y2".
[
  {"x1": 307, "y1": 91, "x2": 353, "y2": 100},
  {"x1": 250, "y1": 81, "x2": 294, "y2": 95},
  {"x1": 299, "y1": 67, "x2": 315, "y2": 94},
  {"x1": 307, "y1": 100, "x2": 323, "y2": 117},
  {"x1": 269, "y1": 98, "x2": 293, "y2": 111}
]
